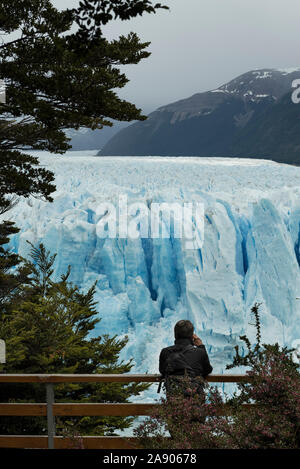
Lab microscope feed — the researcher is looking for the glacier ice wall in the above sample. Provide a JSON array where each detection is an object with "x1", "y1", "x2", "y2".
[{"x1": 3, "y1": 152, "x2": 300, "y2": 378}]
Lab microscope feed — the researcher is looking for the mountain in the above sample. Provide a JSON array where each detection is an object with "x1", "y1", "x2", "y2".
[
  {"x1": 99, "y1": 68, "x2": 300, "y2": 163},
  {"x1": 65, "y1": 121, "x2": 130, "y2": 151},
  {"x1": 4, "y1": 153, "x2": 300, "y2": 385},
  {"x1": 231, "y1": 90, "x2": 300, "y2": 164}
]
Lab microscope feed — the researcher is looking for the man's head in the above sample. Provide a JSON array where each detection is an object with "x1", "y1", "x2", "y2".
[{"x1": 174, "y1": 320, "x2": 194, "y2": 340}]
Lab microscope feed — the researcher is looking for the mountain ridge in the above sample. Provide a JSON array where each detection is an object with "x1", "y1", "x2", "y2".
[{"x1": 99, "y1": 68, "x2": 300, "y2": 163}]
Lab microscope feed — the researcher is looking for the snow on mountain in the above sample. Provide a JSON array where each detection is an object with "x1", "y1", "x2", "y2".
[
  {"x1": 213, "y1": 68, "x2": 300, "y2": 101},
  {"x1": 3, "y1": 152, "x2": 300, "y2": 383},
  {"x1": 100, "y1": 67, "x2": 300, "y2": 159}
]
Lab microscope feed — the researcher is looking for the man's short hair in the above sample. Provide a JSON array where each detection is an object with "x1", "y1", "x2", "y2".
[{"x1": 174, "y1": 320, "x2": 194, "y2": 339}]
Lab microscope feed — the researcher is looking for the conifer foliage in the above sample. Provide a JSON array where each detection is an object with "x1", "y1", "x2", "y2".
[
  {"x1": 0, "y1": 0, "x2": 168, "y2": 211},
  {"x1": 0, "y1": 243, "x2": 148, "y2": 436},
  {"x1": 0, "y1": 0, "x2": 167, "y2": 437}
]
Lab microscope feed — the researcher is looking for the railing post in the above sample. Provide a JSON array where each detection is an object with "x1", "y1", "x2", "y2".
[{"x1": 46, "y1": 383, "x2": 55, "y2": 449}]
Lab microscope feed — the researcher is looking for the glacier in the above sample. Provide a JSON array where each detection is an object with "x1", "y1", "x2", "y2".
[{"x1": 3, "y1": 151, "x2": 300, "y2": 384}]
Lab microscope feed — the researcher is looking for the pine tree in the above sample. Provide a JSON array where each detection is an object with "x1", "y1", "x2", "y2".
[
  {"x1": 0, "y1": 221, "x2": 31, "y2": 311},
  {"x1": 0, "y1": 1, "x2": 168, "y2": 331},
  {"x1": 0, "y1": 242, "x2": 149, "y2": 436},
  {"x1": 0, "y1": 0, "x2": 164, "y2": 436},
  {"x1": 0, "y1": 0, "x2": 168, "y2": 209}
]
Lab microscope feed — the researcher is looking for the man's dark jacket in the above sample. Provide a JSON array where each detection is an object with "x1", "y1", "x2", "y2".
[{"x1": 159, "y1": 337, "x2": 213, "y2": 379}]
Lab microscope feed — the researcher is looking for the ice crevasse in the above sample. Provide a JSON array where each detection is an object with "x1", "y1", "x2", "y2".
[{"x1": 4, "y1": 152, "x2": 300, "y2": 376}]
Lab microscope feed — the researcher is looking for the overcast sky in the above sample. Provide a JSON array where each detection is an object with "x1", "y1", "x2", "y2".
[{"x1": 54, "y1": 0, "x2": 300, "y2": 114}]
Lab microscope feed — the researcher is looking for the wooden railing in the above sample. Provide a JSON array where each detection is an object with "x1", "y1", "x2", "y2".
[{"x1": 0, "y1": 374, "x2": 249, "y2": 449}]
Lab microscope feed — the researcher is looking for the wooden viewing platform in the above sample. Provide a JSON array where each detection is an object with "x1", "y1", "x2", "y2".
[{"x1": 0, "y1": 373, "x2": 250, "y2": 449}]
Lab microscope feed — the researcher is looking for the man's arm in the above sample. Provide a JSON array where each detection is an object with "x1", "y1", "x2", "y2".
[
  {"x1": 159, "y1": 348, "x2": 167, "y2": 376},
  {"x1": 198, "y1": 345, "x2": 213, "y2": 377},
  {"x1": 193, "y1": 334, "x2": 213, "y2": 377}
]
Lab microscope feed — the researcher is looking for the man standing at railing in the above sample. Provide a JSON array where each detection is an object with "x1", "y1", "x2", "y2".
[{"x1": 158, "y1": 320, "x2": 213, "y2": 397}]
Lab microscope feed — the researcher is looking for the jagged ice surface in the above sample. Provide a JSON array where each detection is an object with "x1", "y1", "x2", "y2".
[{"x1": 4, "y1": 152, "x2": 300, "y2": 383}]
